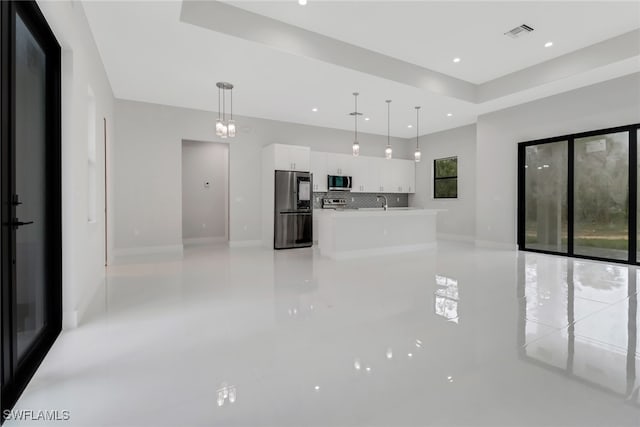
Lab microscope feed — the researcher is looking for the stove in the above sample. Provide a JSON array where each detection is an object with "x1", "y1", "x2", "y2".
[{"x1": 322, "y1": 198, "x2": 347, "y2": 209}]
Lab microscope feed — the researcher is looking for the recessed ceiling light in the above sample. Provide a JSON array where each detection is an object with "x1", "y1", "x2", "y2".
[
  {"x1": 407, "y1": 124, "x2": 413, "y2": 128},
  {"x1": 447, "y1": 113, "x2": 453, "y2": 117},
  {"x1": 453, "y1": 57, "x2": 461, "y2": 63},
  {"x1": 311, "y1": 107, "x2": 318, "y2": 112},
  {"x1": 364, "y1": 117, "x2": 370, "y2": 121},
  {"x1": 544, "y1": 41, "x2": 553, "y2": 48},
  {"x1": 298, "y1": 0, "x2": 307, "y2": 5}
]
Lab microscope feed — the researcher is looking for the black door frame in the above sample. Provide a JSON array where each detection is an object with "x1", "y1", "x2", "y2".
[
  {"x1": 1, "y1": 1, "x2": 62, "y2": 420},
  {"x1": 517, "y1": 123, "x2": 640, "y2": 265}
]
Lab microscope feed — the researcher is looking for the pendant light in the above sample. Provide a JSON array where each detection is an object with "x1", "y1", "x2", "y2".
[
  {"x1": 414, "y1": 106, "x2": 421, "y2": 162},
  {"x1": 216, "y1": 82, "x2": 236, "y2": 139},
  {"x1": 350, "y1": 92, "x2": 362, "y2": 157},
  {"x1": 385, "y1": 100, "x2": 392, "y2": 159}
]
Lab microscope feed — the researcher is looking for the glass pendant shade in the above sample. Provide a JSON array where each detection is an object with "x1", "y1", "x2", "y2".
[
  {"x1": 352, "y1": 141, "x2": 360, "y2": 157},
  {"x1": 227, "y1": 120, "x2": 236, "y2": 138},
  {"x1": 414, "y1": 149, "x2": 421, "y2": 162},
  {"x1": 385, "y1": 145, "x2": 392, "y2": 159},
  {"x1": 216, "y1": 82, "x2": 236, "y2": 139}
]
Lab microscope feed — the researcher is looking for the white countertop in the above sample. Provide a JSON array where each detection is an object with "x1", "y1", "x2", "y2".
[{"x1": 318, "y1": 207, "x2": 442, "y2": 217}]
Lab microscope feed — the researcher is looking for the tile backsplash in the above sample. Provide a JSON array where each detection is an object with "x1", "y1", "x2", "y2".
[{"x1": 313, "y1": 192, "x2": 409, "y2": 209}]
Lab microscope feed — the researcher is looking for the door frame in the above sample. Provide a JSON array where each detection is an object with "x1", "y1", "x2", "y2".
[{"x1": 1, "y1": 0, "x2": 62, "y2": 419}]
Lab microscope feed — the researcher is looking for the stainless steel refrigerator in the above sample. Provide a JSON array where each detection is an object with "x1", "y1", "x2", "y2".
[{"x1": 274, "y1": 170, "x2": 313, "y2": 249}]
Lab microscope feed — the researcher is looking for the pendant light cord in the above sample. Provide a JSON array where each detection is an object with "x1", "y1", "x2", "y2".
[
  {"x1": 230, "y1": 88, "x2": 233, "y2": 120},
  {"x1": 354, "y1": 93, "x2": 358, "y2": 141},
  {"x1": 415, "y1": 107, "x2": 420, "y2": 149},
  {"x1": 387, "y1": 100, "x2": 391, "y2": 146},
  {"x1": 218, "y1": 86, "x2": 221, "y2": 120}
]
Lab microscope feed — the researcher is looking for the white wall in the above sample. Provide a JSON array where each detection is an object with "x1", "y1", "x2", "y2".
[
  {"x1": 181, "y1": 141, "x2": 228, "y2": 243},
  {"x1": 475, "y1": 73, "x2": 640, "y2": 248},
  {"x1": 38, "y1": 1, "x2": 115, "y2": 328},
  {"x1": 114, "y1": 99, "x2": 412, "y2": 252},
  {"x1": 410, "y1": 124, "x2": 476, "y2": 241}
]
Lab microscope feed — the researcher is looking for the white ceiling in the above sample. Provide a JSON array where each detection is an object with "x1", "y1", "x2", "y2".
[
  {"x1": 82, "y1": 1, "x2": 640, "y2": 139},
  {"x1": 227, "y1": 1, "x2": 640, "y2": 84}
]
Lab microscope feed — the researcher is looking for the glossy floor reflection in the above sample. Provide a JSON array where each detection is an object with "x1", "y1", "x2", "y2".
[{"x1": 6, "y1": 242, "x2": 640, "y2": 426}]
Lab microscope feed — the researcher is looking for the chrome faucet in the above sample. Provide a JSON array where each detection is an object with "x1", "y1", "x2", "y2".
[{"x1": 376, "y1": 195, "x2": 388, "y2": 211}]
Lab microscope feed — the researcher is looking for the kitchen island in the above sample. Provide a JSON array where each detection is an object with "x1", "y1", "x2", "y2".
[{"x1": 316, "y1": 208, "x2": 440, "y2": 260}]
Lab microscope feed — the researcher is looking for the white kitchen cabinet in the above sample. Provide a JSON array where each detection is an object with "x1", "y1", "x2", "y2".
[
  {"x1": 273, "y1": 144, "x2": 311, "y2": 171},
  {"x1": 351, "y1": 157, "x2": 372, "y2": 193},
  {"x1": 310, "y1": 152, "x2": 328, "y2": 192},
  {"x1": 326, "y1": 153, "x2": 353, "y2": 176},
  {"x1": 389, "y1": 159, "x2": 415, "y2": 193},
  {"x1": 404, "y1": 160, "x2": 416, "y2": 194},
  {"x1": 308, "y1": 151, "x2": 415, "y2": 194},
  {"x1": 376, "y1": 158, "x2": 394, "y2": 193}
]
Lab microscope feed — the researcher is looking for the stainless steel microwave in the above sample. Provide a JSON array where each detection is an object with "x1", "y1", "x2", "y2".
[{"x1": 328, "y1": 175, "x2": 352, "y2": 191}]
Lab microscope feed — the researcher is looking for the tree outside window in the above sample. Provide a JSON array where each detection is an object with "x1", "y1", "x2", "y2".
[{"x1": 434, "y1": 156, "x2": 458, "y2": 199}]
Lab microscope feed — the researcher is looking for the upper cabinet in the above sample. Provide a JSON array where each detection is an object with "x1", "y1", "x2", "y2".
[
  {"x1": 351, "y1": 157, "x2": 377, "y2": 193},
  {"x1": 272, "y1": 144, "x2": 311, "y2": 171},
  {"x1": 291, "y1": 148, "x2": 415, "y2": 194},
  {"x1": 310, "y1": 152, "x2": 328, "y2": 192},
  {"x1": 389, "y1": 159, "x2": 416, "y2": 193},
  {"x1": 404, "y1": 160, "x2": 416, "y2": 194},
  {"x1": 326, "y1": 153, "x2": 353, "y2": 176}
]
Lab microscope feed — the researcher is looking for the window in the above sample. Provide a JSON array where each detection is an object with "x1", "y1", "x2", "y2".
[{"x1": 434, "y1": 156, "x2": 458, "y2": 199}]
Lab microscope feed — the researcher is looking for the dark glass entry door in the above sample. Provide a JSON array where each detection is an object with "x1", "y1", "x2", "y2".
[{"x1": 1, "y1": 1, "x2": 61, "y2": 420}]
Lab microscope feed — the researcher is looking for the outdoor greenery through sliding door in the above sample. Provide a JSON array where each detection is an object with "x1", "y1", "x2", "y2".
[{"x1": 518, "y1": 124, "x2": 640, "y2": 265}]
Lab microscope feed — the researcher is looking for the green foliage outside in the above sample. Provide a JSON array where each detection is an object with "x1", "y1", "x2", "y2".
[
  {"x1": 435, "y1": 157, "x2": 458, "y2": 198},
  {"x1": 435, "y1": 157, "x2": 457, "y2": 178},
  {"x1": 435, "y1": 178, "x2": 457, "y2": 198},
  {"x1": 524, "y1": 133, "x2": 631, "y2": 255}
]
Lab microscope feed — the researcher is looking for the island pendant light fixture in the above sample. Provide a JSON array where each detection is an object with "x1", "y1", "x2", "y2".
[
  {"x1": 350, "y1": 92, "x2": 362, "y2": 156},
  {"x1": 385, "y1": 100, "x2": 392, "y2": 159},
  {"x1": 216, "y1": 82, "x2": 236, "y2": 138},
  {"x1": 414, "y1": 106, "x2": 421, "y2": 162}
]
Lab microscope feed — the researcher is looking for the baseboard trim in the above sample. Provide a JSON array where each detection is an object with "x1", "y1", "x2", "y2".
[
  {"x1": 62, "y1": 310, "x2": 78, "y2": 330},
  {"x1": 474, "y1": 240, "x2": 517, "y2": 250},
  {"x1": 325, "y1": 242, "x2": 437, "y2": 261},
  {"x1": 228, "y1": 240, "x2": 262, "y2": 248},
  {"x1": 437, "y1": 233, "x2": 474, "y2": 243},
  {"x1": 183, "y1": 236, "x2": 226, "y2": 246},
  {"x1": 113, "y1": 244, "x2": 184, "y2": 258},
  {"x1": 63, "y1": 275, "x2": 106, "y2": 330}
]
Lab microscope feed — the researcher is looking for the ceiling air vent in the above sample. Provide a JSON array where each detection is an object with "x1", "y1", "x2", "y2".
[{"x1": 504, "y1": 24, "x2": 534, "y2": 39}]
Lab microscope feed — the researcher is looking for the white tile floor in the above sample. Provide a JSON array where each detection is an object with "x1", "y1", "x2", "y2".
[{"x1": 6, "y1": 241, "x2": 640, "y2": 426}]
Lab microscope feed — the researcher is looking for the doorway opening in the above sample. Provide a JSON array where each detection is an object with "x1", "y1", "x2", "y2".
[{"x1": 181, "y1": 140, "x2": 229, "y2": 247}]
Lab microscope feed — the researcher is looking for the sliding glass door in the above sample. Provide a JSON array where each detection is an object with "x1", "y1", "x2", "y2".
[
  {"x1": 518, "y1": 124, "x2": 640, "y2": 264},
  {"x1": 573, "y1": 132, "x2": 629, "y2": 261},
  {"x1": 523, "y1": 141, "x2": 568, "y2": 253}
]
